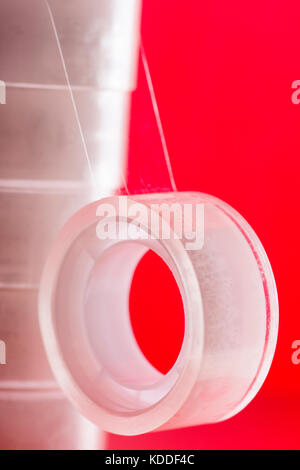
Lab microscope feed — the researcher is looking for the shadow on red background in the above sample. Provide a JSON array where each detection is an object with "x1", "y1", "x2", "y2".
[{"x1": 108, "y1": 0, "x2": 300, "y2": 449}]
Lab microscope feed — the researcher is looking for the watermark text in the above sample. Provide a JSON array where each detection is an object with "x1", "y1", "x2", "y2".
[
  {"x1": 0, "y1": 80, "x2": 6, "y2": 104},
  {"x1": 291, "y1": 340, "x2": 300, "y2": 365},
  {"x1": 0, "y1": 340, "x2": 6, "y2": 365},
  {"x1": 96, "y1": 197, "x2": 204, "y2": 251}
]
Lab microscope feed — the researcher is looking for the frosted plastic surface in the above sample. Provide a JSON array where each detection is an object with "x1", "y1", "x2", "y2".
[
  {"x1": 39, "y1": 192, "x2": 278, "y2": 435},
  {"x1": 0, "y1": 0, "x2": 141, "y2": 449}
]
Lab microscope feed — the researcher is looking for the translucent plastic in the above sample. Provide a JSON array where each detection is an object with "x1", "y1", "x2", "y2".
[
  {"x1": 0, "y1": 0, "x2": 141, "y2": 449},
  {"x1": 39, "y1": 192, "x2": 278, "y2": 436}
]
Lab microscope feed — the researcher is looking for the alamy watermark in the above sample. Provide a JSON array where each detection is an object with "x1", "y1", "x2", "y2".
[
  {"x1": 291, "y1": 340, "x2": 300, "y2": 365},
  {"x1": 0, "y1": 340, "x2": 6, "y2": 365},
  {"x1": 291, "y1": 80, "x2": 300, "y2": 104},
  {"x1": 96, "y1": 197, "x2": 205, "y2": 251},
  {"x1": 0, "y1": 80, "x2": 6, "y2": 104},
  {"x1": 0, "y1": 80, "x2": 6, "y2": 364}
]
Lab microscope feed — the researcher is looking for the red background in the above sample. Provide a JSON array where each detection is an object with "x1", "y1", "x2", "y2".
[{"x1": 108, "y1": 0, "x2": 300, "y2": 449}]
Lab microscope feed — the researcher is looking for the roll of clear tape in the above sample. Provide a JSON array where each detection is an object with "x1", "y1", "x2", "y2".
[{"x1": 39, "y1": 192, "x2": 278, "y2": 436}]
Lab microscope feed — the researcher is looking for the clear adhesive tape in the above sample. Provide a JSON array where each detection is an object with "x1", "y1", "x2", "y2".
[{"x1": 39, "y1": 191, "x2": 278, "y2": 435}]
